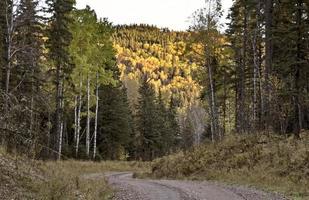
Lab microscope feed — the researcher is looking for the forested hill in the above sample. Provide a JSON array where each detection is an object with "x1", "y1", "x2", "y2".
[
  {"x1": 0, "y1": 0, "x2": 308, "y2": 165},
  {"x1": 113, "y1": 25, "x2": 201, "y2": 110}
]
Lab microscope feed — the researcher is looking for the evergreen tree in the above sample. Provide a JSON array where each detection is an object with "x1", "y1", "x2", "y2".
[
  {"x1": 167, "y1": 95, "x2": 180, "y2": 150},
  {"x1": 12, "y1": 0, "x2": 44, "y2": 153},
  {"x1": 97, "y1": 85, "x2": 133, "y2": 160},
  {"x1": 0, "y1": 0, "x2": 7, "y2": 144},
  {"x1": 0, "y1": 0, "x2": 6, "y2": 91},
  {"x1": 156, "y1": 91, "x2": 170, "y2": 156},
  {"x1": 272, "y1": 0, "x2": 309, "y2": 135},
  {"x1": 136, "y1": 77, "x2": 160, "y2": 161},
  {"x1": 46, "y1": 0, "x2": 75, "y2": 159}
]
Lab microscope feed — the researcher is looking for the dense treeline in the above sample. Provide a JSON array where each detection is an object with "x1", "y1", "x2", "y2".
[
  {"x1": 0, "y1": 0, "x2": 125, "y2": 160},
  {"x1": 0, "y1": 0, "x2": 308, "y2": 161},
  {"x1": 226, "y1": 0, "x2": 309, "y2": 136},
  {"x1": 182, "y1": 0, "x2": 309, "y2": 142},
  {"x1": 0, "y1": 1, "x2": 181, "y2": 161}
]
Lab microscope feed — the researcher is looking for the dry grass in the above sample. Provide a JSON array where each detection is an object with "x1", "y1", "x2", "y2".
[
  {"x1": 1, "y1": 148, "x2": 149, "y2": 200},
  {"x1": 151, "y1": 133, "x2": 309, "y2": 199},
  {"x1": 33, "y1": 160, "x2": 149, "y2": 200},
  {"x1": 0, "y1": 150, "x2": 42, "y2": 199}
]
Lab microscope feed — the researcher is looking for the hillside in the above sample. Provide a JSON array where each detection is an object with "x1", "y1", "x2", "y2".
[
  {"x1": 150, "y1": 133, "x2": 309, "y2": 199},
  {"x1": 113, "y1": 25, "x2": 202, "y2": 110}
]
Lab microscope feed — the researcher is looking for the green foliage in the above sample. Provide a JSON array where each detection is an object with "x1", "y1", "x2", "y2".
[
  {"x1": 135, "y1": 77, "x2": 161, "y2": 161},
  {"x1": 70, "y1": 6, "x2": 116, "y2": 97},
  {"x1": 97, "y1": 85, "x2": 133, "y2": 160},
  {"x1": 134, "y1": 77, "x2": 181, "y2": 161}
]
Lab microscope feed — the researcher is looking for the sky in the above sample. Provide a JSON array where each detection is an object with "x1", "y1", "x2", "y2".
[{"x1": 76, "y1": 0, "x2": 233, "y2": 31}]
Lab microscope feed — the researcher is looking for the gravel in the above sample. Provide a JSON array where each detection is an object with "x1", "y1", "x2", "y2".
[{"x1": 105, "y1": 172, "x2": 288, "y2": 200}]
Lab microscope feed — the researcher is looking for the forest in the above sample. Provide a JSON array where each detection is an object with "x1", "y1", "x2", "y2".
[{"x1": 0, "y1": 0, "x2": 308, "y2": 199}]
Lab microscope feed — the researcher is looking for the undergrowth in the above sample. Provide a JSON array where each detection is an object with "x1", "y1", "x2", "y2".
[
  {"x1": 1, "y1": 148, "x2": 149, "y2": 200},
  {"x1": 151, "y1": 133, "x2": 309, "y2": 199},
  {"x1": 33, "y1": 160, "x2": 149, "y2": 200}
]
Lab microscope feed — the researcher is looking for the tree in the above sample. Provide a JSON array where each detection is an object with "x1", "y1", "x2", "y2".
[
  {"x1": 272, "y1": 0, "x2": 309, "y2": 136},
  {"x1": 136, "y1": 77, "x2": 160, "y2": 160},
  {"x1": 0, "y1": 0, "x2": 8, "y2": 145},
  {"x1": 46, "y1": 0, "x2": 75, "y2": 160},
  {"x1": 191, "y1": 0, "x2": 222, "y2": 141},
  {"x1": 69, "y1": 7, "x2": 116, "y2": 158},
  {"x1": 97, "y1": 84, "x2": 133, "y2": 160},
  {"x1": 264, "y1": 0, "x2": 273, "y2": 130}
]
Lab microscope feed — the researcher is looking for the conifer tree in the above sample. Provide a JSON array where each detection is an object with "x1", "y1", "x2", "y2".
[
  {"x1": 0, "y1": 0, "x2": 6, "y2": 91},
  {"x1": 136, "y1": 77, "x2": 160, "y2": 160},
  {"x1": 0, "y1": 0, "x2": 7, "y2": 144},
  {"x1": 46, "y1": 0, "x2": 75, "y2": 159},
  {"x1": 11, "y1": 0, "x2": 44, "y2": 153},
  {"x1": 97, "y1": 84, "x2": 133, "y2": 160}
]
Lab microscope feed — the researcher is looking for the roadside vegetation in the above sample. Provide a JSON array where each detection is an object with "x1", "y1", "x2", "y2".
[
  {"x1": 33, "y1": 161, "x2": 148, "y2": 200},
  {"x1": 0, "y1": 149, "x2": 149, "y2": 200},
  {"x1": 150, "y1": 133, "x2": 309, "y2": 199}
]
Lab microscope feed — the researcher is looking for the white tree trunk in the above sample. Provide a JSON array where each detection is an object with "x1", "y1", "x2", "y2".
[
  {"x1": 58, "y1": 80, "x2": 64, "y2": 160},
  {"x1": 252, "y1": 32, "x2": 259, "y2": 130},
  {"x1": 252, "y1": 0, "x2": 261, "y2": 131},
  {"x1": 93, "y1": 73, "x2": 99, "y2": 159},
  {"x1": 208, "y1": 62, "x2": 219, "y2": 142},
  {"x1": 86, "y1": 74, "x2": 90, "y2": 157},
  {"x1": 75, "y1": 79, "x2": 82, "y2": 157},
  {"x1": 74, "y1": 95, "x2": 77, "y2": 142}
]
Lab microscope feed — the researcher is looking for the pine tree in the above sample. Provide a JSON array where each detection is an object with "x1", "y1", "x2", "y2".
[
  {"x1": 97, "y1": 84, "x2": 133, "y2": 160},
  {"x1": 11, "y1": 0, "x2": 44, "y2": 154},
  {"x1": 272, "y1": 0, "x2": 309, "y2": 136},
  {"x1": 156, "y1": 91, "x2": 170, "y2": 156},
  {"x1": 0, "y1": 0, "x2": 7, "y2": 144},
  {"x1": 136, "y1": 77, "x2": 160, "y2": 161},
  {"x1": 46, "y1": 0, "x2": 75, "y2": 159},
  {"x1": 0, "y1": 0, "x2": 6, "y2": 90},
  {"x1": 167, "y1": 95, "x2": 180, "y2": 150}
]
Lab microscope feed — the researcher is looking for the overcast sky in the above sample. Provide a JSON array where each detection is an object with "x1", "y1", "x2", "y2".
[{"x1": 76, "y1": 0, "x2": 233, "y2": 31}]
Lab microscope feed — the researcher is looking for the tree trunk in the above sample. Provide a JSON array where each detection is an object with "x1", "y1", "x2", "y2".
[
  {"x1": 252, "y1": 0, "x2": 261, "y2": 131},
  {"x1": 93, "y1": 72, "x2": 99, "y2": 159},
  {"x1": 237, "y1": 4, "x2": 248, "y2": 134},
  {"x1": 74, "y1": 95, "x2": 77, "y2": 143},
  {"x1": 4, "y1": 0, "x2": 14, "y2": 113},
  {"x1": 264, "y1": 0, "x2": 273, "y2": 131},
  {"x1": 294, "y1": 0, "x2": 303, "y2": 138},
  {"x1": 206, "y1": 50, "x2": 219, "y2": 142},
  {"x1": 86, "y1": 74, "x2": 90, "y2": 158},
  {"x1": 75, "y1": 78, "x2": 82, "y2": 157},
  {"x1": 57, "y1": 78, "x2": 63, "y2": 160}
]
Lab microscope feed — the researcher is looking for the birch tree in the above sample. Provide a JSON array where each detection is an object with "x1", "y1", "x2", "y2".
[
  {"x1": 191, "y1": 0, "x2": 222, "y2": 142},
  {"x1": 70, "y1": 6, "x2": 116, "y2": 159}
]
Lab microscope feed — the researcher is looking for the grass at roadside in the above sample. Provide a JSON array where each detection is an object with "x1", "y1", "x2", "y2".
[
  {"x1": 1, "y1": 148, "x2": 149, "y2": 200},
  {"x1": 149, "y1": 133, "x2": 309, "y2": 200},
  {"x1": 33, "y1": 160, "x2": 150, "y2": 200}
]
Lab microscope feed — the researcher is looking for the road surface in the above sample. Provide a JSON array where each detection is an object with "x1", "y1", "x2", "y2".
[{"x1": 105, "y1": 172, "x2": 287, "y2": 200}]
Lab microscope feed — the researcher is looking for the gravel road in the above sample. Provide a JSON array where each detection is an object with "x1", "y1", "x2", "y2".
[{"x1": 106, "y1": 172, "x2": 287, "y2": 200}]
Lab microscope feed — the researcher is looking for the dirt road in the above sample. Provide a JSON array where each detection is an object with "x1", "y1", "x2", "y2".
[{"x1": 106, "y1": 172, "x2": 287, "y2": 200}]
